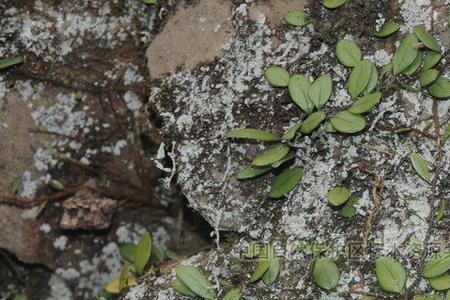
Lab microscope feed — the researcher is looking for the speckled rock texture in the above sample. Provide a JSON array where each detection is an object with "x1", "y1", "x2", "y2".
[{"x1": 131, "y1": 0, "x2": 450, "y2": 299}]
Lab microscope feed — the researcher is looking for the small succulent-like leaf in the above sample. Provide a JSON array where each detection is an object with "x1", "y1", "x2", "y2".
[
  {"x1": 105, "y1": 276, "x2": 137, "y2": 294},
  {"x1": 375, "y1": 256, "x2": 407, "y2": 293},
  {"x1": 143, "y1": 0, "x2": 157, "y2": 4},
  {"x1": 120, "y1": 243, "x2": 137, "y2": 262},
  {"x1": 271, "y1": 152, "x2": 295, "y2": 168},
  {"x1": 285, "y1": 11, "x2": 313, "y2": 26},
  {"x1": 226, "y1": 128, "x2": 279, "y2": 142},
  {"x1": 172, "y1": 278, "x2": 196, "y2": 297},
  {"x1": 236, "y1": 166, "x2": 272, "y2": 179},
  {"x1": 428, "y1": 76, "x2": 450, "y2": 99},
  {"x1": 175, "y1": 265, "x2": 216, "y2": 300},
  {"x1": 429, "y1": 273, "x2": 450, "y2": 290},
  {"x1": 0, "y1": 56, "x2": 23, "y2": 69},
  {"x1": 335, "y1": 39, "x2": 362, "y2": 68},
  {"x1": 340, "y1": 196, "x2": 360, "y2": 217},
  {"x1": 374, "y1": 22, "x2": 400, "y2": 37},
  {"x1": 313, "y1": 257, "x2": 340, "y2": 290},
  {"x1": 414, "y1": 26, "x2": 441, "y2": 53},
  {"x1": 420, "y1": 69, "x2": 439, "y2": 87},
  {"x1": 422, "y1": 249, "x2": 450, "y2": 278},
  {"x1": 349, "y1": 92, "x2": 382, "y2": 114},
  {"x1": 119, "y1": 264, "x2": 132, "y2": 290},
  {"x1": 49, "y1": 179, "x2": 64, "y2": 191},
  {"x1": 362, "y1": 62, "x2": 378, "y2": 95},
  {"x1": 134, "y1": 231, "x2": 152, "y2": 274},
  {"x1": 265, "y1": 66, "x2": 290, "y2": 87},
  {"x1": 410, "y1": 152, "x2": 432, "y2": 184},
  {"x1": 261, "y1": 245, "x2": 280, "y2": 285},
  {"x1": 330, "y1": 111, "x2": 367, "y2": 133},
  {"x1": 323, "y1": 0, "x2": 346, "y2": 9},
  {"x1": 402, "y1": 51, "x2": 423, "y2": 76},
  {"x1": 327, "y1": 186, "x2": 351, "y2": 206},
  {"x1": 393, "y1": 33, "x2": 419, "y2": 75},
  {"x1": 223, "y1": 288, "x2": 241, "y2": 300},
  {"x1": 299, "y1": 111, "x2": 326, "y2": 134},
  {"x1": 289, "y1": 74, "x2": 314, "y2": 114},
  {"x1": 445, "y1": 122, "x2": 450, "y2": 142},
  {"x1": 324, "y1": 122, "x2": 337, "y2": 133},
  {"x1": 249, "y1": 257, "x2": 270, "y2": 282},
  {"x1": 13, "y1": 294, "x2": 28, "y2": 300},
  {"x1": 309, "y1": 74, "x2": 333, "y2": 109},
  {"x1": 252, "y1": 144, "x2": 291, "y2": 166},
  {"x1": 282, "y1": 121, "x2": 303, "y2": 140},
  {"x1": 348, "y1": 60, "x2": 372, "y2": 98},
  {"x1": 423, "y1": 51, "x2": 442, "y2": 70},
  {"x1": 435, "y1": 199, "x2": 446, "y2": 224},
  {"x1": 269, "y1": 167, "x2": 303, "y2": 199}
]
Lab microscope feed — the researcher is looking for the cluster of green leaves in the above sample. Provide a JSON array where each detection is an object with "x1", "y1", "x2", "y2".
[
  {"x1": 247, "y1": 244, "x2": 280, "y2": 286},
  {"x1": 172, "y1": 265, "x2": 241, "y2": 300},
  {"x1": 327, "y1": 186, "x2": 360, "y2": 217},
  {"x1": 373, "y1": 250, "x2": 450, "y2": 297},
  {"x1": 226, "y1": 66, "x2": 337, "y2": 198},
  {"x1": 98, "y1": 231, "x2": 177, "y2": 298},
  {"x1": 392, "y1": 26, "x2": 450, "y2": 98}
]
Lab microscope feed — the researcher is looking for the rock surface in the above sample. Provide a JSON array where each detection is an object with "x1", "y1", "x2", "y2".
[{"x1": 132, "y1": 0, "x2": 450, "y2": 299}]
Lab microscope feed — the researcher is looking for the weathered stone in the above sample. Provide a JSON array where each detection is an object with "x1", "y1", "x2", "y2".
[
  {"x1": 60, "y1": 196, "x2": 117, "y2": 230},
  {"x1": 146, "y1": 0, "x2": 234, "y2": 78}
]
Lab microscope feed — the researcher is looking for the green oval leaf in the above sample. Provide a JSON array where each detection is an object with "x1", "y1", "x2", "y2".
[
  {"x1": 313, "y1": 257, "x2": 340, "y2": 290},
  {"x1": 299, "y1": 111, "x2": 326, "y2": 134},
  {"x1": 327, "y1": 186, "x2": 351, "y2": 206},
  {"x1": 252, "y1": 144, "x2": 291, "y2": 166},
  {"x1": 349, "y1": 92, "x2": 382, "y2": 114},
  {"x1": 423, "y1": 51, "x2": 442, "y2": 70},
  {"x1": 120, "y1": 243, "x2": 137, "y2": 262},
  {"x1": 393, "y1": 33, "x2": 419, "y2": 75},
  {"x1": 249, "y1": 257, "x2": 270, "y2": 282},
  {"x1": 236, "y1": 166, "x2": 272, "y2": 179},
  {"x1": 172, "y1": 278, "x2": 196, "y2": 297},
  {"x1": 308, "y1": 74, "x2": 333, "y2": 109},
  {"x1": 340, "y1": 196, "x2": 360, "y2": 217},
  {"x1": 324, "y1": 122, "x2": 337, "y2": 133},
  {"x1": 0, "y1": 56, "x2": 23, "y2": 70},
  {"x1": 428, "y1": 76, "x2": 450, "y2": 99},
  {"x1": 435, "y1": 198, "x2": 446, "y2": 224},
  {"x1": 410, "y1": 152, "x2": 432, "y2": 184},
  {"x1": 289, "y1": 74, "x2": 314, "y2": 114},
  {"x1": 134, "y1": 231, "x2": 152, "y2": 274},
  {"x1": 402, "y1": 51, "x2": 423, "y2": 76},
  {"x1": 175, "y1": 265, "x2": 216, "y2": 300},
  {"x1": 223, "y1": 288, "x2": 241, "y2": 300},
  {"x1": 422, "y1": 249, "x2": 450, "y2": 278},
  {"x1": 271, "y1": 152, "x2": 295, "y2": 168},
  {"x1": 374, "y1": 22, "x2": 400, "y2": 37},
  {"x1": 49, "y1": 179, "x2": 64, "y2": 191},
  {"x1": 261, "y1": 245, "x2": 280, "y2": 285},
  {"x1": 226, "y1": 128, "x2": 279, "y2": 142},
  {"x1": 429, "y1": 273, "x2": 450, "y2": 291},
  {"x1": 330, "y1": 111, "x2": 367, "y2": 133},
  {"x1": 285, "y1": 11, "x2": 313, "y2": 26},
  {"x1": 348, "y1": 59, "x2": 372, "y2": 98},
  {"x1": 323, "y1": 0, "x2": 346, "y2": 9},
  {"x1": 420, "y1": 69, "x2": 439, "y2": 87},
  {"x1": 336, "y1": 39, "x2": 362, "y2": 68},
  {"x1": 282, "y1": 121, "x2": 303, "y2": 140},
  {"x1": 265, "y1": 66, "x2": 290, "y2": 87},
  {"x1": 444, "y1": 122, "x2": 450, "y2": 142},
  {"x1": 375, "y1": 256, "x2": 407, "y2": 293},
  {"x1": 269, "y1": 167, "x2": 303, "y2": 199},
  {"x1": 414, "y1": 26, "x2": 441, "y2": 53},
  {"x1": 362, "y1": 62, "x2": 378, "y2": 95}
]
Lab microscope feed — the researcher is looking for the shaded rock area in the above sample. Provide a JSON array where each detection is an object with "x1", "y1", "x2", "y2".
[
  {"x1": 0, "y1": 0, "x2": 212, "y2": 299},
  {"x1": 122, "y1": 0, "x2": 450, "y2": 299}
]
